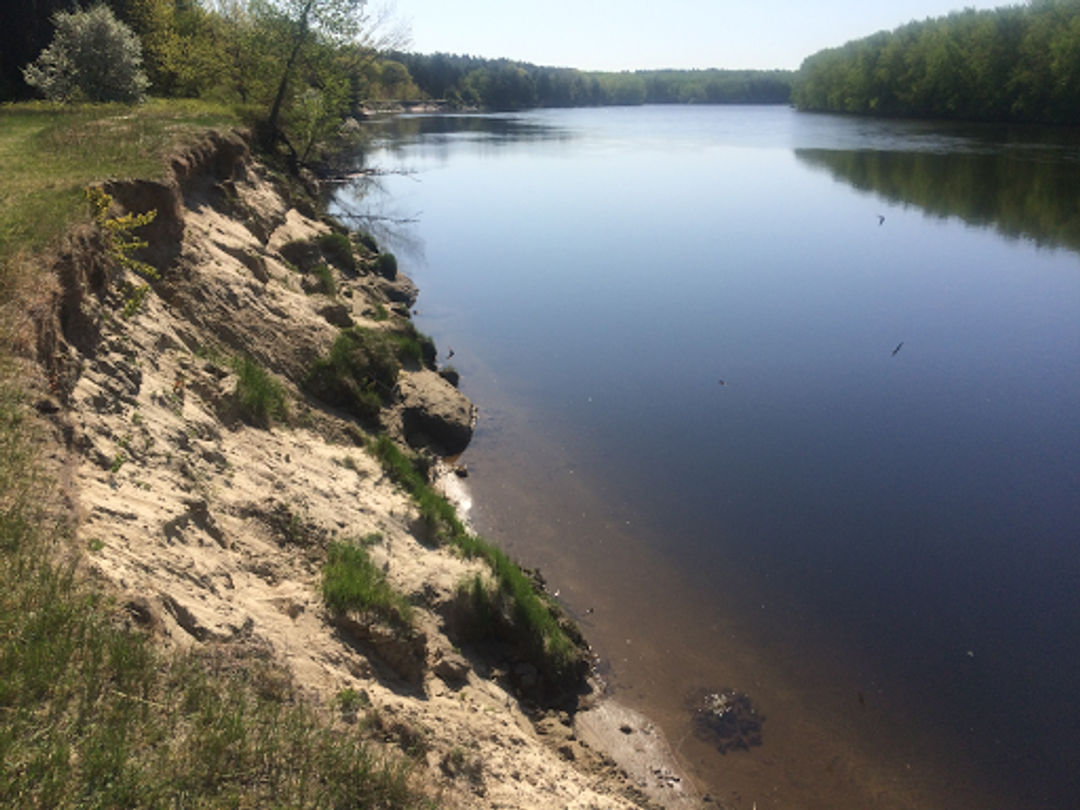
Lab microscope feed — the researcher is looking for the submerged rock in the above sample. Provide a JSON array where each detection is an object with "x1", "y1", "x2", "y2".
[{"x1": 688, "y1": 687, "x2": 765, "y2": 754}]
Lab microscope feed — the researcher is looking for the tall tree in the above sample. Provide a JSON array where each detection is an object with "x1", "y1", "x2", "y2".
[{"x1": 261, "y1": 0, "x2": 366, "y2": 137}]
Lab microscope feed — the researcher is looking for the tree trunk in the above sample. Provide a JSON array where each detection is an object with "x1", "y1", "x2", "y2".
[{"x1": 266, "y1": 0, "x2": 316, "y2": 138}]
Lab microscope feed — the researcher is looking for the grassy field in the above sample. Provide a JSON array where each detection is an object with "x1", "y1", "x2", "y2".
[{"x1": 0, "y1": 99, "x2": 237, "y2": 268}]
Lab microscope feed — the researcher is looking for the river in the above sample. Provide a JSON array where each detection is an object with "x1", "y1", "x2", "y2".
[{"x1": 333, "y1": 105, "x2": 1080, "y2": 810}]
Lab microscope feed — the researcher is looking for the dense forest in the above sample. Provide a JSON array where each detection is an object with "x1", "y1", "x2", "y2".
[
  {"x1": 5, "y1": 0, "x2": 1080, "y2": 128},
  {"x1": 792, "y1": 0, "x2": 1080, "y2": 123},
  {"x1": 387, "y1": 52, "x2": 793, "y2": 109}
]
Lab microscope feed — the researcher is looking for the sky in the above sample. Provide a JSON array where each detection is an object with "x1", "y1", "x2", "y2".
[{"x1": 385, "y1": 0, "x2": 1016, "y2": 72}]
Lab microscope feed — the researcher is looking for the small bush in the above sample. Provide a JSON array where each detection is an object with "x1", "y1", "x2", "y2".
[
  {"x1": 317, "y1": 232, "x2": 356, "y2": 273},
  {"x1": 322, "y1": 539, "x2": 413, "y2": 628},
  {"x1": 278, "y1": 238, "x2": 321, "y2": 272},
  {"x1": 304, "y1": 328, "x2": 401, "y2": 420},
  {"x1": 311, "y1": 263, "x2": 337, "y2": 297},
  {"x1": 23, "y1": 5, "x2": 149, "y2": 103},
  {"x1": 304, "y1": 327, "x2": 428, "y2": 421},
  {"x1": 355, "y1": 231, "x2": 379, "y2": 253},
  {"x1": 231, "y1": 356, "x2": 288, "y2": 428},
  {"x1": 374, "y1": 252, "x2": 398, "y2": 280}
]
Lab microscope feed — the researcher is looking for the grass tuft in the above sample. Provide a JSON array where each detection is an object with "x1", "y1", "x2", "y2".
[
  {"x1": 317, "y1": 231, "x2": 356, "y2": 273},
  {"x1": 303, "y1": 326, "x2": 430, "y2": 421},
  {"x1": 231, "y1": 355, "x2": 288, "y2": 428},
  {"x1": 312, "y1": 262, "x2": 337, "y2": 296},
  {"x1": 374, "y1": 252, "x2": 398, "y2": 279},
  {"x1": 322, "y1": 536, "x2": 414, "y2": 629}
]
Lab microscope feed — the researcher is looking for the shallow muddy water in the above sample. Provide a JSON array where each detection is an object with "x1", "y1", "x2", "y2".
[{"x1": 334, "y1": 106, "x2": 1080, "y2": 809}]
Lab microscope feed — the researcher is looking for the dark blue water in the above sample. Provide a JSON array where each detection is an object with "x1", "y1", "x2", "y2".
[{"x1": 335, "y1": 106, "x2": 1080, "y2": 810}]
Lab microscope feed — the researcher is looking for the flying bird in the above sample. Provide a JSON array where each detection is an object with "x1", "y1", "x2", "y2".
[
  {"x1": 446, "y1": 347, "x2": 455, "y2": 359},
  {"x1": 878, "y1": 214, "x2": 886, "y2": 226},
  {"x1": 892, "y1": 341, "x2": 904, "y2": 356}
]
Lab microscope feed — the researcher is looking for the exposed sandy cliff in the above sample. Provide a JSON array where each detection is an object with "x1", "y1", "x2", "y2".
[{"x1": 26, "y1": 131, "x2": 700, "y2": 809}]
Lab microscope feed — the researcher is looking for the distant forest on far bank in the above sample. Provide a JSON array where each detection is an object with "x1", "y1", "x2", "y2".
[
  {"x1": 388, "y1": 52, "x2": 794, "y2": 109},
  {"x1": 793, "y1": 0, "x2": 1080, "y2": 124}
]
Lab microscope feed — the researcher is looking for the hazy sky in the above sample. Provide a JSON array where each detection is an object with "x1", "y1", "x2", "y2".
[{"x1": 387, "y1": 0, "x2": 1014, "y2": 71}]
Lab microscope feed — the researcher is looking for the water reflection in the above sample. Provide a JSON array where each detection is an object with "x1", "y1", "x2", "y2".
[
  {"x1": 368, "y1": 113, "x2": 574, "y2": 151},
  {"x1": 796, "y1": 146, "x2": 1080, "y2": 255}
]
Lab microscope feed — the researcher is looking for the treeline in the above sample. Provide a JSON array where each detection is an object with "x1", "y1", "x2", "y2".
[
  {"x1": 792, "y1": 0, "x2": 1080, "y2": 124},
  {"x1": 389, "y1": 52, "x2": 793, "y2": 110},
  {"x1": 797, "y1": 145, "x2": 1080, "y2": 252}
]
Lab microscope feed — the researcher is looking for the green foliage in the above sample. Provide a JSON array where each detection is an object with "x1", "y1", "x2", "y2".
[
  {"x1": 231, "y1": 355, "x2": 288, "y2": 428},
  {"x1": 322, "y1": 537, "x2": 413, "y2": 628},
  {"x1": 312, "y1": 262, "x2": 337, "y2": 296},
  {"x1": 391, "y1": 51, "x2": 793, "y2": 110},
  {"x1": 793, "y1": 2, "x2": 1080, "y2": 124},
  {"x1": 86, "y1": 186, "x2": 157, "y2": 279},
  {"x1": 355, "y1": 230, "x2": 379, "y2": 253},
  {"x1": 23, "y1": 4, "x2": 149, "y2": 103},
  {"x1": 368, "y1": 436, "x2": 581, "y2": 687},
  {"x1": 86, "y1": 185, "x2": 160, "y2": 318},
  {"x1": 374, "y1": 251, "x2": 398, "y2": 279},
  {"x1": 317, "y1": 230, "x2": 356, "y2": 272},
  {"x1": 304, "y1": 327, "x2": 403, "y2": 420}
]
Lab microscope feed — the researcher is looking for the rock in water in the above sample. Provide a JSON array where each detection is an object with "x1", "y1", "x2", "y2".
[
  {"x1": 688, "y1": 687, "x2": 765, "y2": 754},
  {"x1": 396, "y1": 370, "x2": 477, "y2": 456}
]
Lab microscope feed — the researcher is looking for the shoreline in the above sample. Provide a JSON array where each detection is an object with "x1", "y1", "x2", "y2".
[{"x1": 26, "y1": 127, "x2": 701, "y2": 808}]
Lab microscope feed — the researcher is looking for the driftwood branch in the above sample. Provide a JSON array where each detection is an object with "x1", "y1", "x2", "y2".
[
  {"x1": 333, "y1": 210, "x2": 421, "y2": 225},
  {"x1": 319, "y1": 167, "x2": 419, "y2": 184}
]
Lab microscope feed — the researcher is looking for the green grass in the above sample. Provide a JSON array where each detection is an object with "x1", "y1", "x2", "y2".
[
  {"x1": 0, "y1": 100, "x2": 237, "y2": 269},
  {"x1": 368, "y1": 436, "x2": 580, "y2": 688},
  {"x1": 373, "y1": 252, "x2": 398, "y2": 279},
  {"x1": 317, "y1": 232, "x2": 356, "y2": 273},
  {"x1": 322, "y1": 537, "x2": 414, "y2": 629},
  {"x1": 231, "y1": 355, "x2": 288, "y2": 428},
  {"x1": 304, "y1": 327, "x2": 429, "y2": 421},
  {"x1": 312, "y1": 262, "x2": 337, "y2": 297}
]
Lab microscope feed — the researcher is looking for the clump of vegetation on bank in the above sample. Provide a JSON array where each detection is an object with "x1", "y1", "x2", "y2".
[
  {"x1": 368, "y1": 435, "x2": 585, "y2": 695},
  {"x1": 323, "y1": 536, "x2": 414, "y2": 629},
  {"x1": 231, "y1": 355, "x2": 288, "y2": 428},
  {"x1": 304, "y1": 327, "x2": 405, "y2": 420},
  {"x1": 317, "y1": 231, "x2": 357, "y2": 273},
  {"x1": 304, "y1": 325, "x2": 435, "y2": 420}
]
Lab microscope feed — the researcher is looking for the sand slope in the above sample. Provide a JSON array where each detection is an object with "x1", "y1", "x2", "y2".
[{"x1": 39, "y1": 131, "x2": 699, "y2": 809}]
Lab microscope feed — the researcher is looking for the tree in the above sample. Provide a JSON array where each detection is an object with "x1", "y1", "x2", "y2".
[
  {"x1": 261, "y1": 0, "x2": 368, "y2": 137},
  {"x1": 23, "y1": 4, "x2": 149, "y2": 103}
]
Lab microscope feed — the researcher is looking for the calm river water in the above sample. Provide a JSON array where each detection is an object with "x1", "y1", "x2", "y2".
[{"x1": 335, "y1": 106, "x2": 1080, "y2": 810}]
